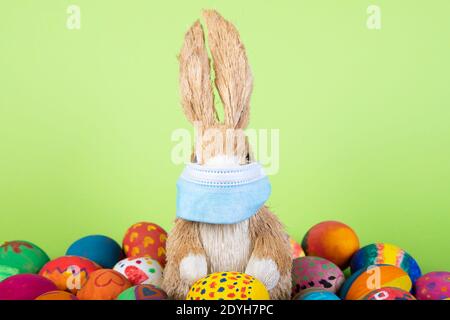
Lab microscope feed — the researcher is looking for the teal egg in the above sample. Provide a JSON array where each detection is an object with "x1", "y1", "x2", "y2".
[
  {"x1": 66, "y1": 235, "x2": 123, "y2": 269},
  {"x1": 293, "y1": 289, "x2": 340, "y2": 300}
]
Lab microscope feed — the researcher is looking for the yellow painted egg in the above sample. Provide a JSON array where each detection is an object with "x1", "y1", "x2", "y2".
[{"x1": 186, "y1": 272, "x2": 270, "y2": 300}]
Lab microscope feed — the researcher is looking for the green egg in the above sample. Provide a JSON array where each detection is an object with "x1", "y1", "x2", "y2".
[{"x1": 0, "y1": 240, "x2": 50, "y2": 281}]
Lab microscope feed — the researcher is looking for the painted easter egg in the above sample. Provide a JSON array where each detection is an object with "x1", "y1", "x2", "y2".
[
  {"x1": 122, "y1": 222, "x2": 167, "y2": 267},
  {"x1": 186, "y1": 272, "x2": 270, "y2": 300},
  {"x1": 35, "y1": 290, "x2": 79, "y2": 300},
  {"x1": 362, "y1": 287, "x2": 416, "y2": 300},
  {"x1": 414, "y1": 271, "x2": 450, "y2": 300},
  {"x1": 39, "y1": 256, "x2": 101, "y2": 293},
  {"x1": 77, "y1": 269, "x2": 131, "y2": 300},
  {"x1": 350, "y1": 243, "x2": 421, "y2": 283},
  {"x1": 340, "y1": 264, "x2": 412, "y2": 300},
  {"x1": 0, "y1": 240, "x2": 50, "y2": 281},
  {"x1": 113, "y1": 256, "x2": 163, "y2": 286},
  {"x1": 0, "y1": 274, "x2": 57, "y2": 300},
  {"x1": 292, "y1": 256, "x2": 345, "y2": 296},
  {"x1": 302, "y1": 221, "x2": 359, "y2": 269},
  {"x1": 289, "y1": 237, "x2": 305, "y2": 259},
  {"x1": 293, "y1": 288, "x2": 340, "y2": 300},
  {"x1": 116, "y1": 284, "x2": 168, "y2": 300},
  {"x1": 66, "y1": 235, "x2": 123, "y2": 269}
]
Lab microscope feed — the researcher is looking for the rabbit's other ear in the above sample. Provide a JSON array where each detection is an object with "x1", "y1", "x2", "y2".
[
  {"x1": 179, "y1": 20, "x2": 218, "y2": 126},
  {"x1": 203, "y1": 10, "x2": 253, "y2": 130}
]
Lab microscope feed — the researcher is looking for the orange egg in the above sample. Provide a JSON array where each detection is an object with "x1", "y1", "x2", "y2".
[
  {"x1": 122, "y1": 222, "x2": 167, "y2": 267},
  {"x1": 302, "y1": 221, "x2": 359, "y2": 269},
  {"x1": 340, "y1": 265, "x2": 412, "y2": 300},
  {"x1": 77, "y1": 269, "x2": 131, "y2": 300},
  {"x1": 35, "y1": 290, "x2": 78, "y2": 300},
  {"x1": 39, "y1": 256, "x2": 101, "y2": 294}
]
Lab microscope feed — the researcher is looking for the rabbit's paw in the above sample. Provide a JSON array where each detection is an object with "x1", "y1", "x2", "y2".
[
  {"x1": 179, "y1": 254, "x2": 208, "y2": 284},
  {"x1": 245, "y1": 257, "x2": 280, "y2": 290}
]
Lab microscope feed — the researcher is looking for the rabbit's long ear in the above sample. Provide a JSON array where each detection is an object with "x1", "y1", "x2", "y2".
[
  {"x1": 203, "y1": 10, "x2": 253, "y2": 129},
  {"x1": 179, "y1": 20, "x2": 217, "y2": 126}
]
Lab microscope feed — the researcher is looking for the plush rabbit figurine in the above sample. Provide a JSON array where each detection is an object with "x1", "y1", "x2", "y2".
[{"x1": 162, "y1": 10, "x2": 292, "y2": 300}]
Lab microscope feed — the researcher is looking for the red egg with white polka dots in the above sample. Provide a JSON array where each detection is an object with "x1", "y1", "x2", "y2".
[{"x1": 113, "y1": 257, "x2": 163, "y2": 287}]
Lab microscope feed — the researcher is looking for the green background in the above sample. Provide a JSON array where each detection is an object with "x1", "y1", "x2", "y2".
[{"x1": 1, "y1": 1, "x2": 449, "y2": 272}]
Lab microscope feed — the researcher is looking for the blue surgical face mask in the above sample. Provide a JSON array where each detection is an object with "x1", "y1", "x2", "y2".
[{"x1": 176, "y1": 162, "x2": 271, "y2": 224}]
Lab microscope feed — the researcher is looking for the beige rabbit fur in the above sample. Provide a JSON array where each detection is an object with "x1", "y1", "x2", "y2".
[{"x1": 161, "y1": 10, "x2": 292, "y2": 300}]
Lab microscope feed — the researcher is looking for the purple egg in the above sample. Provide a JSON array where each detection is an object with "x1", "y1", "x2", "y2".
[
  {"x1": 0, "y1": 274, "x2": 57, "y2": 300},
  {"x1": 415, "y1": 271, "x2": 450, "y2": 300}
]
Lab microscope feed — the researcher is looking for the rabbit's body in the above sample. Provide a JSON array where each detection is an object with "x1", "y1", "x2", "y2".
[
  {"x1": 163, "y1": 208, "x2": 292, "y2": 300},
  {"x1": 162, "y1": 10, "x2": 292, "y2": 300},
  {"x1": 199, "y1": 220, "x2": 251, "y2": 273}
]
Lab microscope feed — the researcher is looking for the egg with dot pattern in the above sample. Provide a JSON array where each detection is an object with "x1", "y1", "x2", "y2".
[
  {"x1": 113, "y1": 257, "x2": 162, "y2": 286},
  {"x1": 186, "y1": 272, "x2": 270, "y2": 300},
  {"x1": 414, "y1": 271, "x2": 450, "y2": 300},
  {"x1": 292, "y1": 256, "x2": 345, "y2": 297}
]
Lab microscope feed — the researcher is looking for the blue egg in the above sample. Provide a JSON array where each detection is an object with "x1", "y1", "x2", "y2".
[
  {"x1": 293, "y1": 289, "x2": 340, "y2": 300},
  {"x1": 66, "y1": 235, "x2": 123, "y2": 268}
]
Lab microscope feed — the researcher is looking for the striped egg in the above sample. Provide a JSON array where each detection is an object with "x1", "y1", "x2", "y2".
[
  {"x1": 350, "y1": 243, "x2": 421, "y2": 283},
  {"x1": 340, "y1": 264, "x2": 412, "y2": 300}
]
